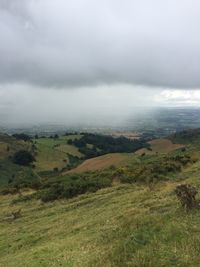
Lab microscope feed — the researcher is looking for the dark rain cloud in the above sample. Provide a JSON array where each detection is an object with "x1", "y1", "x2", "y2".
[{"x1": 1, "y1": 0, "x2": 200, "y2": 88}]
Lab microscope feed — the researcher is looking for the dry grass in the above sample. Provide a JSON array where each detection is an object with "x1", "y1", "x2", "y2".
[
  {"x1": 64, "y1": 153, "x2": 133, "y2": 174},
  {"x1": 0, "y1": 139, "x2": 30, "y2": 159},
  {"x1": 0, "y1": 142, "x2": 10, "y2": 159},
  {"x1": 0, "y1": 182, "x2": 174, "y2": 267},
  {"x1": 135, "y1": 138, "x2": 185, "y2": 155},
  {"x1": 2, "y1": 165, "x2": 200, "y2": 267},
  {"x1": 2, "y1": 134, "x2": 200, "y2": 266}
]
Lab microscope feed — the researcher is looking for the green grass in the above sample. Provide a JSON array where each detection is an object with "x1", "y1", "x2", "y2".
[
  {"x1": 56, "y1": 144, "x2": 82, "y2": 157},
  {"x1": 1, "y1": 159, "x2": 200, "y2": 266},
  {"x1": 0, "y1": 134, "x2": 36, "y2": 188},
  {"x1": 2, "y1": 131, "x2": 200, "y2": 266},
  {"x1": 34, "y1": 135, "x2": 83, "y2": 171},
  {"x1": 0, "y1": 159, "x2": 40, "y2": 190},
  {"x1": 0, "y1": 160, "x2": 21, "y2": 187}
]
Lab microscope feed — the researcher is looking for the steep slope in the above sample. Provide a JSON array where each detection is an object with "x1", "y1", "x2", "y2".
[
  {"x1": 1, "y1": 160, "x2": 200, "y2": 266},
  {"x1": 64, "y1": 153, "x2": 135, "y2": 174},
  {"x1": 1, "y1": 129, "x2": 200, "y2": 266}
]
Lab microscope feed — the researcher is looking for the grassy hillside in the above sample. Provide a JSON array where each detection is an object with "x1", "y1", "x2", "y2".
[
  {"x1": 64, "y1": 153, "x2": 135, "y2": 174},
  {"x1": 34, "y1": 135, "x2": 83, "y2": 171},
  {"x1": 0, "y1": 132, "x2": 150, "y2": 178},
  {"x1": 0, "y1": 133, "x2": 84, "y2": 189},
  {"x1": 32, "y1": 133, "x2": 145, "y2": 172},
  {"x1": 135, "y1": 138, "x2": 185, "y2": 156},
  {"x1": 2, "y1": 129, "x2": 200, "y2": 266},
  {"x1": 0, "y1": 133, "x2": 30, "y2": 159},
  {"x1": 0, "y1": 134, "x2": 38, "y2": 187},
  {"x1": 1, "y1": 158, "x2": 200, "y2": 266}
]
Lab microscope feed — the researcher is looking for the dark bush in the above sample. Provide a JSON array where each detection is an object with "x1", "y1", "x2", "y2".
[
  {"x1": 0, "y1": 187, "x2": 19, "y2": 195},
  {"x1": 175, "y1": 184, "x2": 200, "y2": 210},
  {"x1": 12, "y1": 133, "x2": 31, "y2": 142},
  {"x1": 119, "y1": 154, "x2": 193, "y2": 184},
  {"x1": 40, "y1": 174, "x2": 112, "y2": 202},
  {"x1": 13, "y1": 150, "x2": 35, "y2": 166},
  {"x1": 67, "y1": 139, "x2": 73, "y2": 145}
]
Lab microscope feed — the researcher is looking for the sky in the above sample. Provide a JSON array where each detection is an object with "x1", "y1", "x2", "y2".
[{"x1": 1, "y1": 0, "x2": 200, "y2": 126}]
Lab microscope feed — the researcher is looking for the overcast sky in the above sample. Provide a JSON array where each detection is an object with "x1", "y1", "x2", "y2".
[{"x1": 1, "y1": 0, "x2": 200, "y2": 125}]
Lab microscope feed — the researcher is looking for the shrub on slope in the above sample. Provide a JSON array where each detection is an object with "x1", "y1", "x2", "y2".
[{"x1": 13, "y1": 150, "x2": 35, "y2": 166}]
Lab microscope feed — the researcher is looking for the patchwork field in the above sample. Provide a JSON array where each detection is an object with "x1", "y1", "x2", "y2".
[{"x1": 135, "y1": 138, "x2": 185, "y2": 156}]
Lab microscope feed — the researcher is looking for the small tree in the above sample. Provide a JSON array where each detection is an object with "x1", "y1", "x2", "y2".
[{"x1": 13, "y1": 150, "x2": 35, "y2": 166}]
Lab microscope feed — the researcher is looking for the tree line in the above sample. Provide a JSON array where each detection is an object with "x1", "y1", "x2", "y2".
[{"x1": 68, "y1": 133, "x2": 149, "y2": 158}]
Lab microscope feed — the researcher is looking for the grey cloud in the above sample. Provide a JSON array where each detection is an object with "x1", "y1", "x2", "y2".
[
  {"x1": 1, "y1": 0, "x2": 200, "y2": 88},
  {"x1": 0, "y1": 84, "x2": 158, "y2": 126}
]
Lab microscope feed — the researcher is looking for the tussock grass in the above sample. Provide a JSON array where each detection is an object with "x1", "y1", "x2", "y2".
[
  {"x1": 1, "y1": 160, "x2": 200, "y2": 267},
  {"x1": 1, "y1": 131, "x2": 200, "y2": 266}
]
